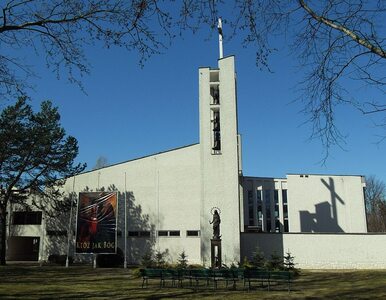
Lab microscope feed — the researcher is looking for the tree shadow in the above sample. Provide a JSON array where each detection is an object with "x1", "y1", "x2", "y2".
[{"x1": 55, "y1": 184, "x2": 157, "y2": 264}]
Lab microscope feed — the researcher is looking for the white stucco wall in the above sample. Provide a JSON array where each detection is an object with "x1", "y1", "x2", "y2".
[
  {"x1": 287, "y1": 175, "x2": 367, "y2": 233},
  {"x1": 241, "y1": 233, "x2": 386, "y2": 269},
  {"x1": 58, "y1": 144, "x2": 202, "y2": 264},
  {"x1": 199, "y1": 56, "x2": 242, "y2": 266}
]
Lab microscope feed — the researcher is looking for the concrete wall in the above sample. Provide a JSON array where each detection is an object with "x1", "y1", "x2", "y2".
[
  {"x1": 56, "y1": 144, "x2": 202, "y2": 264},
  {"x1": 241, "y1": 233, "x2": 386, "y2": 269},
  {"x1": 287, "y1": 175, "x2": 367, "y2": 233}
]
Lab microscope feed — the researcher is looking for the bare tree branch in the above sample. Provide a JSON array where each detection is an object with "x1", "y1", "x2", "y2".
[
  {"x1": 1, "y1": 1, "x2": 386, "y2": 155},
  {"x1": 299, "y1": 0, "x2": 386, "y2": 59}
]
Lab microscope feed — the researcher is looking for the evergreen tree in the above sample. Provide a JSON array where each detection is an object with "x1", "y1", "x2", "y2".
[
  {"x1": 283, "y1": 250, "x2": 300, "y2": 275},
  {"x1": 251, "y1": 246, "x2": 266, "y2": 269},
  {"x1": 266, "y1": 251, "x2": 284, "y2": 271},
  {"x1": 154, "y1": 250, "x2": 166, "y2": 268},
  {"x1": 0, "y1": 97, "x2": 85, "y2": 265},
  {"x1": 141, "y1": 250, "x2": 154, "y2": 268},
  {"x1": 283, "y1": 250, "x2": 295, "y2": 271},
  {"x1": 177, "y1": 250, "x2": 188, "y2": 269}
]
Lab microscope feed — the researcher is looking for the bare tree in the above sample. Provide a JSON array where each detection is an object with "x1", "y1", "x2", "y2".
[
  {"x1": 365, "y1": 175, "x2": 386, "y2": 232},
  {"x1": 1, "y1": 1, "x2": 386, "y2": 157},
  {"x1": 180, "y1": 0, "x2": 386, "y2": 158},
  {"x1": 0, "y1": 0, "x2": 174, "y2": 98},
  {"x1": 93, "y1": 156, "x2": 109, "y2": 170}
]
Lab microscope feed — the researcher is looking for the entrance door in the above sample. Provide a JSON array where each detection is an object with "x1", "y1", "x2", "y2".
[{"x1": 7, "y1": 237, "x2": 40, "y2": 261}]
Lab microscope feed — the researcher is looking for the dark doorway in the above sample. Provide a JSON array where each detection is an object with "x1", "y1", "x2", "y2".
[{"x1": 7, "y1": 237, "x2": 40, "y2": 261}]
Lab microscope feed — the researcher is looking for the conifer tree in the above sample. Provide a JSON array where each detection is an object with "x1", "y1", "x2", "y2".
[
  {"x1": 251, "y1": 246, "x2": 266, "y2": 269},
  {"x1": 0, "y1": 97, "x2": 85, "y2": 265},
  {"x1": 266, "y1": 251, "x2": 284, "y2": 271},
  {"x1": 177, "y1": 250, "x2": 188, "y2": 269}
]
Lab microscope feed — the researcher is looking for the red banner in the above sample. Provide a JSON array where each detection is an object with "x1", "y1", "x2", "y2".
[{"x1": 75, "y1": 192, "x2": 117, "y2": 254}]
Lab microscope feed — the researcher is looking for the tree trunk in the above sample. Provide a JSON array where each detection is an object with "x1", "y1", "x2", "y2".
[{"x1": 0, "y1": 208, "x2": 7, "y2": 265}]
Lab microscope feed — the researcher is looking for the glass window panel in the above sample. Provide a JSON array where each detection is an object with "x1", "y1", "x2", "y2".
[
  {"x1": 139, "y1": 231, "x2": 151, "y2": 237},
  {"x1": 284, "y1": 219, "x2": 289, "y2": 232},
  {"x1": 187, "y1": 230, "x2": 200, "y2": 237},
  {"x1": 169, "y1": 231, "x2": 180, "y2": 237},
  {"x1": 158, "y1": 231, "x2": 168, "y2": 237}
]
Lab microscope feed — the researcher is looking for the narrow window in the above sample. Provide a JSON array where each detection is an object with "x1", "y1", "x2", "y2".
[
  {"x1": 158, "y1": 230, "x2": 168, "y2": 237},
  {"x1": 256, "y1": 190, "x2": 263, "y2": 231},
  {"x1": 169, "y1": 231, "x2": 180, "y2": 237},
  {"x1": 274, "y1": 190, "x2": 280, "y2": 232},
  {"x1": 248, "y1": 190, "x2": 254, "y2": 226},
  {"x1": 186, "y1": 230, "x2": 200, "y2": 237},
  {"x1": 212, "y1": 110, "x2": 221, "y2": 151},
  {"x1": 210, "y1": 86, "x2": 220, "y2": 104},
  {"x1": 139, "y1": 231, "x2": 151, "y2": 237},
  {"x1": 282, "y1": 189, "x2": 289, "y2": 232},
  {"x1": 46, "y1": 230, "x2": 67, "y2": 236},
  {"x1": 264, "y1": 190, "x2": 271, "y2": 232},
  {"x1": 13, "y1": 211, "x2": 42, "y2": 225}
]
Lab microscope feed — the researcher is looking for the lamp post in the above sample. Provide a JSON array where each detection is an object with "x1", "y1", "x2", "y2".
[
  {"x1": 66, "y1": 177, "x2": 76, "y2": 268},
  {"x1": 124, "y1": 172, "x2": 127, "y2": 268},
  {"x1": 65, "y1": 196, "x2": 74, "y2": 268}
]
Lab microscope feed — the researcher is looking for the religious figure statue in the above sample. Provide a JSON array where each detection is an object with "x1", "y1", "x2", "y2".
[{"x1": 210, "y1": 210, "x2": 221, "y2": 239}]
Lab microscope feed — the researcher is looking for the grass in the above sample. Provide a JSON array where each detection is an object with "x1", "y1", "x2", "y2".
[{"x1": 0, "y1": 265, "x2": 385, "y2": 299}]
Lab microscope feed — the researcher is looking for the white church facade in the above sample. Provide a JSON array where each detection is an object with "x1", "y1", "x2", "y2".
[{"x1": 6, "y1": 56, "x2": 386, "y2": 269}]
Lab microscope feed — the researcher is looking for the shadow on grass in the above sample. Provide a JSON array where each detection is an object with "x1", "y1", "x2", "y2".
[{"x1": 0, "y1": 267, "x2": 385, "y2": 299}]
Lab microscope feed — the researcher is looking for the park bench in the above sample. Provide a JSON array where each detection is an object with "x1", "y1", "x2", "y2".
[
  {"x1": 268, "y1": 270, "x2": 294, "y2": 292},
  {"x1": 183, "y1": 268, "x2": 210, "y2": 287},
  {"x1": 140, "y1": 268, "x2": 163, "y2": 288},
  {"x1": 140, "y1": 268, "x2": 294, "y2": 292},
  {"x1": 209, "y1": 268, "x2": 232, "y2": 289},
  {"x1": 230, "y1": 267, "x2": 245, "y2": 288},
  {"x1": 161, "y1": 269, "x2": 182, "y2": 287},
  {"x1": 140, "y1": 268, "x2": 183, "y2": 288},
  {"x1": 243, "y1": 268, "x2": 270, "y2": 291}
]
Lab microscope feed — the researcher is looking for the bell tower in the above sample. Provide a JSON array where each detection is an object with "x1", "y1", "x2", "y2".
[{"x1": 199, "y1": 55, "x2": 243, "y2": 266}]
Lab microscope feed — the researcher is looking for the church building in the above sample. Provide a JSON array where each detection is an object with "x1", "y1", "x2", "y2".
[{"x1": 6, "y1": 55, "x2": 386, "y2": 269}]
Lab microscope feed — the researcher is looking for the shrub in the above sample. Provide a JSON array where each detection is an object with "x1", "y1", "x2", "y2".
[
  {"x1": 177, "y1": 250, "x2": 188, "y2": 269},
  {"x1": 188, "y1": 264, "x2": 204, "y2": 269},
  {"x1": 251, "y1": 246, "x2": 266, "y2": 268},
  {"x1": 240, "y1": 256, "x2": 252, "y2": 268},
  {"x1": 283, "y1": 250, "x2": 301, "y2": 275},
  {"x1": 266, "y1": 251, "x2": 284, "y2": 270},
  {"x1": 141, "y1": 249, "x2": 154, "y2": 268},
  {"x1": 154, "y1": 250, "x2": 166, "y2": 268},
  {"x1": 131, "y1": 267, "x2": 143, "y2": 278}
]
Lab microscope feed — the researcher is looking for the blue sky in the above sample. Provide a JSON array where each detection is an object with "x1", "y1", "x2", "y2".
[{"x1": 9, "y1": 20, "x2": 386, "y2": 183}]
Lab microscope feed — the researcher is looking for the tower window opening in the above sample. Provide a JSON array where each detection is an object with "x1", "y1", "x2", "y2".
[
  {"x1": 210, "y1": 86, "x2": 220, "y2": 105},
  {"x1": 211, "y1": 110, "x2": 221, "y2": 152}
]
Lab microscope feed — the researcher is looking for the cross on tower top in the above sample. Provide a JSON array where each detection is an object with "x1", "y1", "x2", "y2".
[{"x1": 218, "y1": 18, "x2": 223, "y2": 59}]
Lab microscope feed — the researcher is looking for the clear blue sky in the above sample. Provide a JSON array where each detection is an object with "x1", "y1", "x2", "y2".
[{"x1": 10, "y1": 21, "x2": 386, "y2": 183}]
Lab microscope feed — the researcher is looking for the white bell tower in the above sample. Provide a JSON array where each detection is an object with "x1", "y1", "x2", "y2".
[{"x1": 198, "y1": 50, "x2": 243, "y2": 265}]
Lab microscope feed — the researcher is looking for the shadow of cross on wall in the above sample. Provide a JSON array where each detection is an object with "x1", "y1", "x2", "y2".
[{"x1": 299, "y1": 177, "x2": 345, "y2": 233}]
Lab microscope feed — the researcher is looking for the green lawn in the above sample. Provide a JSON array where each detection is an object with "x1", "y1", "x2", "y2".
[{"x1": 0, "y1": 266, "x2": 385, "y2": 299}]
